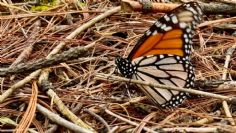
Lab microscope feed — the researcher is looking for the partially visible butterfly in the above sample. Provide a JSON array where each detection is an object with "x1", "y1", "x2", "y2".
[{"x1": 115, "y1": 2, "x2": 203, "y2": 108}]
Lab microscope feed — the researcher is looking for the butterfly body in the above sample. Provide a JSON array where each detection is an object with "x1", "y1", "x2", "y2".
[{"x1": 116, "y1": 2, "x2": 203, "y2": 108}]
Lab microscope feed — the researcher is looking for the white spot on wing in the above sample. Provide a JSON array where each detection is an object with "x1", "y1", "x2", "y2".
[
  {"x1": 159, "y1": 55, "x2": 164, "y2": 59},
  {"x1": 179, "y1": 22, "x2": 187, "y2": 28},
  {"x1": 164, "y1": 15, "x2": 170, "y2": 21},
  {"x1": 186, "y1": 28, "x2": 191, "y2": 33},
  {"x1": 155, "y1": 21, "x2": 162, "y2": 27},
  {"x1": 164, "y1": 26, "x2": 172, "y2": 31},
  {"x1": 161, "y1": 24, "x2": 167, "y2": 30},
  {"x1": 171, "y1": 15, "x2": 178, "y2": 24},
  {"x1": 146, "y1": 30, "x2": 152, "y2": 36},
  {"x1": 152, "y1": 30, "x2": 157, "y2": 35}
]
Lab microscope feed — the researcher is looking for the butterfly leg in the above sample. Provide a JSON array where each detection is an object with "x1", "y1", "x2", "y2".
[{"x1": 124, "y1": 83, "x2": 132, "y2": 101}]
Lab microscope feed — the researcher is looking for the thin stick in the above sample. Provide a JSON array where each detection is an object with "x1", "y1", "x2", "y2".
[
  {"x1": 222, "y1": 101, "x2": 235, "y2": 125},
  {"x1": 105, "y1": 109, "x2": 158, "y2": 133},
  {"x1": 161, "y1": 127, "x2": 222, "y2": 132},
  {"x1": 222, "y1": 44, "x2": 236, "y2": 80},
  {"x1": 0, "y1": 42, "x2": 97, "y2": 76},
  {"x1": 36, "y1": 104, "x2": 94, "y2": 133},
  {"x1": 121, "y1": 0, "x2": 236, "y2": 15},
  {"x1": 221, "y1": 44, "x2": 236, "y2": 126},
  {"x1": 0, "y1": 70, "x2": 41, "y2": 103},
  {"x1": 199, "y1": 17, "x2": 236, "y2": 27},
  {"x1": 84, "y1": 109, "x2": 111, "y2": 132},
  {"x1": 95, "y1": 73, "x2": 232, "y2": 101}
]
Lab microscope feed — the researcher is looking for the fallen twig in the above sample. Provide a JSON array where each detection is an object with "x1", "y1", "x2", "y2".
[
  {"x1": 105, "y1": 109, "x2": 157, "y2": 133},
  {"x1": 0, "y1": 42, "x2": 97, "y2": 77},
  {"x1": 46, "y1": 88, "x2": 94, "y2": 131},
  {"x1": 95, "y1": 73, "x2": 233, "y2": 101},
  {"x1": 221, "y1": 44, "x2": 236, "y2": 126},
  {"x1": 160, "y1": 127, "x2": 231, "y2": 132},
  {"x1": 84, "y1": 109, "x2": 111, "y2": 132},
  {"x1": 121, "y1": 0, "x2": 236, "y2": 14},
  {"x1": 36, "y1": 104, "x2": 94, "y2": 133}
]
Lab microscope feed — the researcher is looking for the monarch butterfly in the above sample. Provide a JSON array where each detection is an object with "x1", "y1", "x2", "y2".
[{"x1": 115, "y1": 2, "x2": 203, "y2": 108}]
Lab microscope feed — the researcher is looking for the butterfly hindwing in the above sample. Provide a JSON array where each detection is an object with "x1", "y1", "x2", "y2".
[{"x1": 132, "y1": 54, "x2": 194, "y2": 108}]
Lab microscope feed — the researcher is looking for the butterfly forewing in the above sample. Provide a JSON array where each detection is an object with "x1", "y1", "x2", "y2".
[{"x1": 128, "y1": 2, "x2": 203, "y2": 60}]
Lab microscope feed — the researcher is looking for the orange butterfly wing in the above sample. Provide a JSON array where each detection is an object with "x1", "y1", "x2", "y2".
[
  {"x1": 130, "y1": 29, "x2": 184, "y2": 60},
  {"x1": 127, "y1": 2, "x2": 203, "y2": 60}
]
